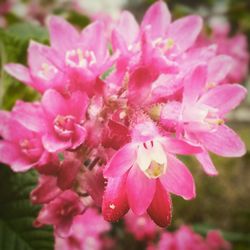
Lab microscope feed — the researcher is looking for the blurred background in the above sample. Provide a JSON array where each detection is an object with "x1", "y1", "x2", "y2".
[{"x1": 0, "y1": 0, "x2": 250, "y2": 249}]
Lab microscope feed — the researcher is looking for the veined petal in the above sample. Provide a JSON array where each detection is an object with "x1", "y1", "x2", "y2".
[
  {"x1": 126, "y1": 165, "x2": 156, "y2": 215},
  {"x1": 196, "y1": 150, "x2": 218, "y2": 176},
  {"x1": 147, "y1": 180, "x2": 172, "y2": 227},
  {"x1": 162, "y1": 137, "x2": 202, "y2": 155},
  {"x1": 160, "y1": 154, "x2": 196, "y2": 200},
  {"x1": 104, "y1": 143, "x2": 136, "y2": 177},
  {"x1": 207, "y1": 55, "x2": 233, "y2": 84},
  {"x1": 197, "y1": 125, "x2": 246, "y2": 157},
  {"x1": 167, "y1": 15, "x2": 203, "y2": 52},
  {"x1": 183, "y1": 64, "x2": 207, "y2": 105},
  {"x1": 102, "y1": 174, "x2": 129, "y2": 222},
  {"x1": 198, "y1": 84, "x2": 247, "y2": 115},
  {"x1": 80, "y1": 21, "x2": 107, "y2": 61},
  {"x1": 117, "y1": 11, "x2": 139, "y2": 46},
  {"x1": 48, "y1": 16, "x2": 79, "y2": 52},
  {"x1": 141, "y1": 1, "x2": 171, "y2": 38}
]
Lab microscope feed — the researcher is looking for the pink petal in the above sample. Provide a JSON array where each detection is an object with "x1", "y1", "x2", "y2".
[
  {"x1": 68, "y1": 91, "x2": 88, "y2": 121},
  {"x1": 57, "y1": 159, "x2": 81, "y2": 190},
  {"x1": 102, "y1": 175, "x2": 129, "y2": 222},
  {"x1": 117, "y1": 11, "x2": 139, "y2": 46},
  {"x1": 48, "y1": 16, "x2": 79, "y2": 52},
  {"x1": 207, "y1": 55, "x2": 233, "y2": 84},
  {"x1": 126, "y1": 165, "x2": 156, "y2": 215},
  {"x1": 31, "y1": 176, "x2": 62, "y2": 204},
  {"x1": 128, "y1": 67, "x2": 154, "y2": 106},
  {"x1": 80, "y1": 21, "x2": 107, "y2": 61},
  {"x1": 13, "y1": 101, "x2": 46, "y2": 133},
  {"x1": 198, "y1": 84, "x2": 247, "y2": 115},
  {"x1": 0, "y1": 111, "x2": 33, "y2": 142},
  {"x1": 42, "y1": 134, "x2": 71, "y2": 153},
  {"x1": 162, "y1": 138, "x2": 202, "y2": 155},
  {"x1": 104, "y1": 143, "x2": 136, "y2": 177},
  {"x1": 141, "y1": 1, "x2": 171, "y2": 38},
  {"x1": 167, "y1": 15, "x2": 203, "y2": 52},
  {"x1": 11, "y1": 158, "x2": 36, "y2": 172},
  {"x1": 183, "y1": 64, "x2": 207, "y2": 105},
  {"x1": 147, "y1": 180, "x2": 172, "y2": 227},
  {"x1": 197, "y1": 125, "x2": 246, "y2": 157},
  {"x1": 83, "y1": 168, "x2": 106, "y2": 207},
  {"x1": 42, "y1": 89, "x2": 68, "y2": 117},
  {"x1": 196, "y1": 150, "x2": 218, "y2": 176},
  {"x1": 71, "y1": 125, "x2": 86, "y2": 149},
  {"x1": 160, "y1": 154, "x2": 196, "y2": 200},
  {"x1": 0, "y1": 141, "x2": 20, "y2": 166},
  {"x1": 111, "y1": 28, "x2": 128, "y2": 53},
  {"x1": 4, "y1": 63, "x2": 31, "y2": 84}
]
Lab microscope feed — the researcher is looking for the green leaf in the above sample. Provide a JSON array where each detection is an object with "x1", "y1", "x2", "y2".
[{"x1": 0, "y1": 166, "x2": 54, "y2": 250}]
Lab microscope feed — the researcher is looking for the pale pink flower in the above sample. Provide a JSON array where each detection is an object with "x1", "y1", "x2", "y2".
[
  {"x1": 124, "y1": 211, "x2": 161, "y2": 241},
  {"x1": 0, "y1": 110, "x2": 47, "y2": 172},
  {"x1": 155, "y1": 226, "x2": 231, "y2": 250},
  {"x1": 161, "y1": 64, "x2": 247, "y2": 175},
  {"x1": 55, "y1": 208, "x2": 110, "y2": 250}
]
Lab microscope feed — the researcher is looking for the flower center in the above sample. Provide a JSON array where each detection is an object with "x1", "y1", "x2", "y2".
[
  {"x1": 153, "y1": 37, "x2": 175, "y2": 52},
  {"x1": 53, "y1": 115, "x2": 76, "y2": 139},
  {"x1": 136, "y1": 140, "x2": 167, "y2": 179},
  {"x1": 19, "y1": 138, "x2": 43, "y2": 160},
  {"x1": 65, "y1": 48, "x2": 96, "y2": 68},
  {"x1": 38, "y1": 63, "x2": 58, "y2": 81}
]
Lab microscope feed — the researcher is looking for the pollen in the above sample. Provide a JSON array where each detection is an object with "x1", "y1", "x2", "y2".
[
  {"x1": 165, "y1": 38, "x2": 175, "y2": 50},
  {"x1": 145, "y1": 161, "x2": 166, "y2": 179}
]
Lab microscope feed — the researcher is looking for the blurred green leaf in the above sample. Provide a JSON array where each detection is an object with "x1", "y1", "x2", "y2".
[{"x1": 0, "y1": 166, "x2": 54, "y2": 250}]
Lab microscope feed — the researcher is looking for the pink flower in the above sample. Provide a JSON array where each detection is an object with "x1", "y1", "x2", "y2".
[
  {"x1": 161, "y1": 64, "x2": 247, "y2": 175},
  {"x1": 41, "y1": 89, "x2": 88, "y2": 152},
  {"x1": 4, "y1": 16, "x2": 110, "y2": 96},
  {"x1": 124, "y1": 211, "x2": 161, "y2": 241},
  {"x1": 55, "y1": 208, "x2": 110, "y2": 250},
  {"x1": 35, "y1": 190, "x2": 85, "y2": 237},
  {"x1": 0, "y1": 110, "x2": 47, "y2": 172},
  {"x1": 210, "y1": 21, "x2": 249, "y2": 83},
  {"x1": 155, "y1": 226, "x2": 231, "y2": 250},
  {"x1": 109, "y1": 1, "x2": 203, "y2": 87},
  {"x1": 102, "y1": 121, "x2": 201, "y2": 227},
  {"x1": 206, "y1": 230, "x2": 231, "y2": 250}
]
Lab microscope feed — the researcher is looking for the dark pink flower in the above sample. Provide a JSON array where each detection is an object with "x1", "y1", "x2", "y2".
[{"x1": 102, "y1": 121, "x2": 201, "y2": 226}]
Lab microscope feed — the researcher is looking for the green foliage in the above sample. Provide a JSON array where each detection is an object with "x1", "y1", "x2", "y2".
[{"x1": 0, "y1": 166, "x2": 54, "y2": 250}]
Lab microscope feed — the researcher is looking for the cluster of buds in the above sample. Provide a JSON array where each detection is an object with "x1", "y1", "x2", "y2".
[{"x1": 0, "y1": 1, "x2": 248, "y2": 238}]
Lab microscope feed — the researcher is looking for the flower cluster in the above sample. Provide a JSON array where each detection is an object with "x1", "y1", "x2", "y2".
[
  {"x1": 0, "y1": 0, "x2": 248, "y2": 236},
  {"x1": 148, "y1": 226, "x2": 231, "y2": 250}
]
